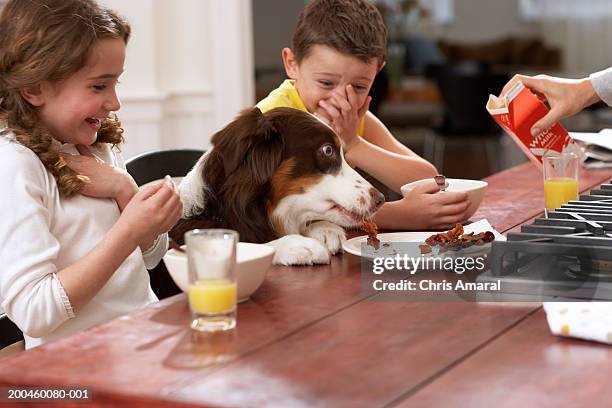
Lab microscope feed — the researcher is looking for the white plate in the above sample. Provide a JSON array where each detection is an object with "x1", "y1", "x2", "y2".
[
  {"x1": 343, "y1": 231, "x2": 430, "y2": 259},
  {"x1": 342, "y1": 219, "x2": 506, "y2": 260}
]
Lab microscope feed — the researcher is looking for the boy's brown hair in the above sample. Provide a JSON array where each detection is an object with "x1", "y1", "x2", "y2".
[
  {"x1": 292, "y1": 0, "x2": 387, "y2": 67},
  {"x1": 0, "y1": 0, "x2": 130, "y2": 197}
]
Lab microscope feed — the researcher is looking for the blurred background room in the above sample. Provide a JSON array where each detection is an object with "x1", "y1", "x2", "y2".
[
  {"x1": 4, "y1": 0, "x2": 612, "y2": 180},
  {"x1": 255, "y1": 0, "x2": 612, "y2": 179}
]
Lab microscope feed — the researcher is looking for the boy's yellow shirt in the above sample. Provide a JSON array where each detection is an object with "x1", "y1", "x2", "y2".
[{"x1": 256, "y1": 79, "x2": 366, "y2": 136}]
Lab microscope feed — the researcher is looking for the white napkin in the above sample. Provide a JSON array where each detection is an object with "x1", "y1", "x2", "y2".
[
  {"x1": 464, "y1": 219, "x2": 506, "y2": 242},
  {"x1": 543, "y1": 302, "x2": 612, "y2": 344}
]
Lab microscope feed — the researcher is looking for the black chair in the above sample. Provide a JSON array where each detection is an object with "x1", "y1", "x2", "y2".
[
  {"x1": 125, "y1": 148, "x2": 205, "y2": 299},
  {"x1": 125, "y1": 148, "x2": 204, "y2": 186},
  {"x1": 0, "y1": 313, "x2": 23, "y2": 350},
  {"x1": 424, "y1": 62, "x2": 510, "y2": 175}
]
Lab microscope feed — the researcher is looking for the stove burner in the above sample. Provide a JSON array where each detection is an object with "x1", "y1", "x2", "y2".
[
  {"x1": 568, "y1": 257, "x2": 612, "y2": 280},
  {"x1": 485, "y1": 181, "x2": 612, "y2": 300}
]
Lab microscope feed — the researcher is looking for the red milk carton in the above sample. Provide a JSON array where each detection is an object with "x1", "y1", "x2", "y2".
[{"x1": 486, "y1": 81, "x2": 582, "y2": 169}]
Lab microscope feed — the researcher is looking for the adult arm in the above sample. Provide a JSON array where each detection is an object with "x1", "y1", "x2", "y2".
[{"x1": 589, "y1": 67, "x2": 612, "y2": 106}]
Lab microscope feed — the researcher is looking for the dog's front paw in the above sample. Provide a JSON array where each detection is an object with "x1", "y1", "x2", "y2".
[
  {"x1": 268, "y1": 234, "x2": 330, "y2": 266},
  {"x1": 303, "y1": 221, "x2": 346, "y2": 254}
]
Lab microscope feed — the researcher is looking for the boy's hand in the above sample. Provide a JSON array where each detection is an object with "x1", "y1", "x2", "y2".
[
  {"x1": 400, "y1": 182, "x2": 471, "y2": 230},
  {"x1": 315, "y1": 85, "x2": 371, "y2": 152}
]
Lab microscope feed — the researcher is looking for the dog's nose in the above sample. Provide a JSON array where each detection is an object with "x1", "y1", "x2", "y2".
[{"x1": 370, "y1": 188, "x2": 385, "y2": 211}]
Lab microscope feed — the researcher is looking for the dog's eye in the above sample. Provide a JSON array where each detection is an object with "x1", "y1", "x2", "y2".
[{"x1": 321, "y1": 144, "x2": 335, "y2": 157}]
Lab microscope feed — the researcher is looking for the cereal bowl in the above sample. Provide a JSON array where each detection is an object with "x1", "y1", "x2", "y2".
[
  {"x1": 163, "y1": 242, "x2": 275, "y2": 303},
  {"x1": 400, "y1": 178, "x2": 488, "y2": 220}
]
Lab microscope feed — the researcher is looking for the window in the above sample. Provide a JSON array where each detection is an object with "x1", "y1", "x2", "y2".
[
  {"x1": 520, "y1": 0, "x2": 612, "y2": 20},
  {"x1": 420, "y1": 0, "x2": 453, "y2": 24},
  {"x1": 378, "y1": 0, "x2": 453, "y2": 26}
]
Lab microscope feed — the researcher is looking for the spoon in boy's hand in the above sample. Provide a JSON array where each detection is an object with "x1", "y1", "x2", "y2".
[{"x1": 434, "y1": 174, "x2": 446, "y2": 192}]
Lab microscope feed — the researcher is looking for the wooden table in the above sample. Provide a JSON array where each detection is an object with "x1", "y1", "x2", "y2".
[{"x1": 2, "y1": 163, "x2": 612, "y2": 407}]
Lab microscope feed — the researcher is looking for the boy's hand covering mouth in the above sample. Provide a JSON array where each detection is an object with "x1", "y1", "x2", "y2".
[{"x1": 316, "y1": 85, "x2": 370, "y2": 153}]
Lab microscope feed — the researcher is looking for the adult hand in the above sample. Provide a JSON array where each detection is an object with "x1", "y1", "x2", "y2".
[
  {"x1": 399, "y1": 181, "x2": 471, "y2": 230},
  {"x1": 501, "y1": 74, "x2": 600, "y2": 136},
  {"x1": 314, "y1": 85, "x2": 371, "y2": 152}
]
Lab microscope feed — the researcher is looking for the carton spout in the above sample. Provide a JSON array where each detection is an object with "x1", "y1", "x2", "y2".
[{"x1": 486, "y1": 94, "x2": 507, "y2": 112}]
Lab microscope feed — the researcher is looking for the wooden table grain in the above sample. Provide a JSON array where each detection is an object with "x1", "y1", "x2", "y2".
[{"x1": 1, "y1": 162, "x2": 612, "y2": 408}]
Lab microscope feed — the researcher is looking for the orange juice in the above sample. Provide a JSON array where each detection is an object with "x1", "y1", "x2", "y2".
[
  {"x1": 544, "y1": 177, "x2": 578, "y2": 211},
  {"x1": 188, "y1": 279, "x2": 237, "y2": 314}
]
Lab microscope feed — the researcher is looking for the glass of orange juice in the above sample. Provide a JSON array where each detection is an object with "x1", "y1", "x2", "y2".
[
  {"x1": 543, "y1": 152, "x2": 579, "y2": 214},
  {"x1": 185, "y1": 229, "x2": 238, "y2": 332}
]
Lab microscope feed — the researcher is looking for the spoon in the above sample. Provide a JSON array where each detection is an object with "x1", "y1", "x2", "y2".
[{"x1": 434, "y1": 174, "x2": 446, "y2": 192}]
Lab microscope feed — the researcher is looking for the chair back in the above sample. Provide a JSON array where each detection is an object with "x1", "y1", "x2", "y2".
[
  {"x1": 0, "y1": 313, "x2": 23, "y2": 350},
  {"x1": 125, "y1": 148, "x2": 204, "y2": 186},
  {"x1": 427, "y1": 62, "x2": 509, "y2": 134}
]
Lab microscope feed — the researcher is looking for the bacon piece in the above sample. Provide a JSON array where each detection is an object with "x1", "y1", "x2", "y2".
[
  {"x1": 419, "y1": 244, "x2": 432, "y2": 254},
  {"x1": 423, "y1": 224, "x2": 495, "y2": 252},
  {"x1": 447, "y1": 223, "x2": 464, "y2": 239},
  {"x1": 425, "y1": 224, "x2": 463, "y2": 246},
  {"x1": 361, "y1": 219, "x2": 380, "y2": 250}
]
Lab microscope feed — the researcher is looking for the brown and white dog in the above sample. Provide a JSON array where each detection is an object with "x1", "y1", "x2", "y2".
[{"x1": 170, "y1": 107, "x2": 385, "y2": 265}]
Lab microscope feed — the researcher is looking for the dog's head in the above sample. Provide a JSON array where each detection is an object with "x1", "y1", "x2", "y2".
[{"x1": 180, "y1": 107, "x2": 384, "y2": 242}]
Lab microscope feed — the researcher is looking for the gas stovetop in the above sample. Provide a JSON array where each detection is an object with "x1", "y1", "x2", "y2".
[{"x1": 477, "y1": 182, "x2": 612, "y2": 301}]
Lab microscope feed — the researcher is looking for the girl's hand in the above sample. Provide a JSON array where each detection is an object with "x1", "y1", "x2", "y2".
[
  {"x1": 61, "y1": 145, "x2": 138, "y2": 205},
  {"x1": 117, "y1": 178, "x2": 183, "y2": 246},
  {"x1": 315, "y1": 85, "x2": 371, "y2": 152},
  {"x1": 400, "y1": 181, "x2": 471, "y2": 230}
]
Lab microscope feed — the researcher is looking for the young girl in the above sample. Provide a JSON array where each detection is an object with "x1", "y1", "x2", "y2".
[{"x1": 0, "y1": 0, "x2": 182, "y2": 349}]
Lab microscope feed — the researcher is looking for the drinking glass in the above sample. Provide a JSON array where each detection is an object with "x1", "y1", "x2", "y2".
[
  {"x1": 185, "y1": 229, "x2": 238, "y2": 332},
  {"x1": 543, "y1": 152, "x2": 579, "y2": 214}
]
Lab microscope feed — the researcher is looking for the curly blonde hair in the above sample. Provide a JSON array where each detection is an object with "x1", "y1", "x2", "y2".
[{"x1": 0, "y1": 0, "x2": 131, "y2": 197}]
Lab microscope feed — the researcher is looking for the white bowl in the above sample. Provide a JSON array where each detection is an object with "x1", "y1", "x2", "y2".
[
  {"x1": 400, "y1": 178, "x2": 488, "y2": 220},
  {"x1": 163, "y1": 242, "x2": 275, "y2": 303}
]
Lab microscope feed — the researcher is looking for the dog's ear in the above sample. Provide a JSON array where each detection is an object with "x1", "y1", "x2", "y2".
[{"x1": 212, "y1": 107, "x2": 284, "y2": 184}]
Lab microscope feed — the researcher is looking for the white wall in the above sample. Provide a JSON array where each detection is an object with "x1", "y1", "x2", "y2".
[
  {"x1": 101, "y1": 0, "x2": 254, "y2": 159},
  {"x1": 433, "y1": 0, "x2": 538, "y2": 43},
  {"x1": 538, "y1": 18, "x2": 612, "y2": 77},
  {"x1": 431, "y1": 0, "x2": 612, "y2": 76},
  {"x1": 420, "y1": 0, "x2": 612, "y2": 77}
]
